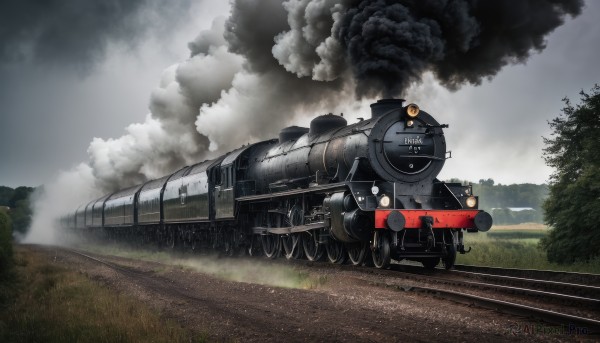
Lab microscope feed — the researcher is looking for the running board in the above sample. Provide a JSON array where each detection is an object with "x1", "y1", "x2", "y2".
[
  {"x1": 252, "y1": 222, "x2": 326, "y2": 235},
  {"x1": 237, "y1": 182, "x2": 348, "y2": 202}
]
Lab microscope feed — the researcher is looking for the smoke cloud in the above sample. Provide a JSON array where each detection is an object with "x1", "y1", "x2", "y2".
[
  {"x1": 196, "y1": 0, "x2": 350, "y2": 153},
  {"x1": 272, "y1": 0, "x2": 583, "y2": 97},
  {"x1": 89, "y1": 36, "x2": 244, "y2": 190},
  {"x1": 26, "y1": 0, "x2": 583, "y2": 243}
]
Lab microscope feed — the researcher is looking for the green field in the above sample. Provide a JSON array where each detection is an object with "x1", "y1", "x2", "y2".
[{"x1": 457, "y1": 223, "x2": 600, "y2": 273}]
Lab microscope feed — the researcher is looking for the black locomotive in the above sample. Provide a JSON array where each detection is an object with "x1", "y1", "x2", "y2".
[{"x1": 61, "y1": 99, "x2": 492, "y2": 269}]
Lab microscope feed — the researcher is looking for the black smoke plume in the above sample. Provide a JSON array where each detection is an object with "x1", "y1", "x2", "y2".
[{"x1": 273, "y1": 0, "x2": 583, "y2": 98}]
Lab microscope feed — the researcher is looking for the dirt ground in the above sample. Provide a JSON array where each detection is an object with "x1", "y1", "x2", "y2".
[{"x1": 22, "y1": 244, "x2": 576, "y2": 342}]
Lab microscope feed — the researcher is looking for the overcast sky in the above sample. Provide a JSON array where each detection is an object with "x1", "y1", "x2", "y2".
[{"x1": 1, "y1": 0, "x2": 598, "y2": 188}]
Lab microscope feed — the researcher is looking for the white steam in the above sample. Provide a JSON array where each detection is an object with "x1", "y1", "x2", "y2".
[
  {"x1": 26, "y1": 164, "x2": 99, "y2": 244},
  {"x1": 25, "y1": 16, "x2": 245, "y2": 243},
  {"x1": 272, "y1": 0, "x2": 347, "y2": 81},
  {"x1": 25, "y1": 1, "x2": 363, "y2": 244}
]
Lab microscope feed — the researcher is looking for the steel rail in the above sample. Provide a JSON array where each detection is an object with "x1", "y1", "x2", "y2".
[
  {"x1": 449, "y1": 269, "x2": 600, "y2": 298},
  {"x1": 364, "y1": 278, "x2": 600, "y2": 334},
  {"x1": 453, "y1": 264, "x2": 600, "y2": 285},
  {"x1": 388, "y1": 269, "x2": 600, "y2": 309},
  {"x1": 290, "y1": 260, "x2": 600, "y2": 310}
]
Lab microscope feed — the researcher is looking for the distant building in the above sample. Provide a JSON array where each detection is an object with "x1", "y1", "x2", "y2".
[
  {"x1": 491, "y1": 207, "x2": 535, "y2": 212},
  {"x1": 507, "y1": 207, "x2": 535, "y2": 212}
]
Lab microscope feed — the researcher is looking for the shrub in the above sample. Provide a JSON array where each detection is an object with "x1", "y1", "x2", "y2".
[{"x1": 0, "y1": 212, "x2": 13, "y2": 279}]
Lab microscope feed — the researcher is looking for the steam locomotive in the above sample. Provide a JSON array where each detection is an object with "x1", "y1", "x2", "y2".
[{"x1": 61, "y1": 99, "x2": 492, "y2": 269}]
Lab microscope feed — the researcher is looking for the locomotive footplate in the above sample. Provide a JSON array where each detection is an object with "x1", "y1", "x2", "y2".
[{"x1": 375, "y1": 209, "x2": 492, "y2": 232}]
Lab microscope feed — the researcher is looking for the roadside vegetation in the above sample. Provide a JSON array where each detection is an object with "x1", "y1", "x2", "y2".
[
  {"x1": 541, "y1": 85, "x2": 600, "y2": 264},
  {"x1": 0, "y1": 185, "x2": 35, "y2": 239},
  {"x1": 0, "y1": 246, "x2": 204, "y2": 342},
  {"x1": 457, "y1": 223, "x2": 600, "y2": 273},
  {"x1": 0, "y1": 211, "x2": 16, "y2": 308}
]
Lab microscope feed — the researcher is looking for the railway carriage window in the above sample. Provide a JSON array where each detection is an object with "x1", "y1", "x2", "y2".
[
  {"x1": 220, "y1": 166, "x2": 234, "y2": 188},
  {"x1": 215, "y1": 169, "x2": 221, "y2": 185}
]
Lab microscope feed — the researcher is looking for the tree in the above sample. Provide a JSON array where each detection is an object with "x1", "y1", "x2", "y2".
[
  {"x1": 8, "y1": 186, "x2": 33, "y2": 208},
  {"x1": 478, "y1": 178, "x2": 495, "y2": 186},
  {"x1": 6, "y1": 186, "x2": 34, "y2": 237},
  {"x1": 540, "y1": 85, "x2": 600, "y2": 263},
  {"x1": 0, "y1": 186, "x2": 13, "y2": 207}
]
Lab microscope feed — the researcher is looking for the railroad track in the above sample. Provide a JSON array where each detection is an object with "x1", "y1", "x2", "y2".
[
  {"x1": 298, "y1": 261, "x2": 600, "y2": 334},
  {"x1": 366, "y1": 278, "x2": 600, "y2": 335},
  {"x1": 388, "y1": 266, "x2": 600, "y2": 309},
  {"x1": 62, "y1": 246, "x2": 600, "y2": 335},
  {"x1": 445, "y1": 268, "x2": 600, "y2": 299},
  {"x1": 61, "y1": 248, "x2": 223, "y2": 306},
  {"x1": 452, "y1": 264, "x2": 600, "y2": 286}
]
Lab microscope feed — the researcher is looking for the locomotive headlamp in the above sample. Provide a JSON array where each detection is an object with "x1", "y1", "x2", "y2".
[
  {"x1": 466, "y1": 196, "x2": 477, "y2": 208},
  {"x1": 379, "y1": 195, "x2": 391, "y2": 208},
  {"x1": 371, "y1": 186, "x2": 379, "y2": 195},
  {"x1": 406, "y1": 103, "x2": 420, "y2": 118}
]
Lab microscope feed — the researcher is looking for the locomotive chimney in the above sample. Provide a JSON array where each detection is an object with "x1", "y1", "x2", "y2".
[{"x1": 370, "y1": 99, "x2": 405, "y2": 118}]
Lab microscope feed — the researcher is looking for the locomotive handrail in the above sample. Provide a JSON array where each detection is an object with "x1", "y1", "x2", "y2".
[
  {"x1": 393, "y1": 154, "x2": 446, "y2": 161},
  {"x1": 236, "y1": 182, "x2": 348, "y2": 202}
]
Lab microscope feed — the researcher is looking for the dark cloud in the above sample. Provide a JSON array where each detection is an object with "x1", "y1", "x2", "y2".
[
  {"x1": 336, "y1": 0, "x2": 584, "y2": 97},
  {"x1": 224, "y1": 0, "x2": 290, "y2": 73},
  {"x1": 0, "y1": 0, "x2": 191, "y2": 73},
  {"x1": 271, "y1": 0, "x2": 584, "y2": 98}
]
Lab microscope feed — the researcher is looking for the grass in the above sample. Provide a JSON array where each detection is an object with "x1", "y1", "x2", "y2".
[
  {"x1": 0, "y1": 247, "x2": 205, "y2": 343},
  {"x1": 457, "y1": 223, "x2": 600, "y2": 274}
]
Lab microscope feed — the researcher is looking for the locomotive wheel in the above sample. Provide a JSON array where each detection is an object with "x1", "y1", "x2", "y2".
[
  {"x1": 326, "y1": 239, "x2": 347, "y2": 264},
  {"x1": 190, "y1": 235, "x2": 199, "y2": 252},
  {"x1": 442, "y1": 243, "x2": 457, "y2": 270},
  {"x1": 372, "y1": 231, "x2": 391, "y2": 269},
  {"x1": 281, "y1": 234, "x2": 304, "y2": 260},
  {"x1": 261, "y1": 233, "x2": 280, "y2": 259},
  {"x1": 346, "y1": 242, "x2": 370, "y2": 266},
  {"x1": 167, "y1": 228, "x2": 176, "y2": 250},
  {"x1": 422, "y1": 257, "x2": 440, "y2": 270},
  {"x1": 248, "y1": 235, "x2": 262, "y2": 256},
  {"x1": 303, "y1": 231, "x2": 324, "y2": 261},
  {"x1": 155, "y1": 228, "x2": 163, "y2": 249},
  {"x1": 223, "y1": 238, "x2": 233, "y2": 257}
]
